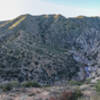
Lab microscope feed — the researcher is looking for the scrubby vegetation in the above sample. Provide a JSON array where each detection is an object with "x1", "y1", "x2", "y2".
[
  {"x1": 0, "y1": 14, "x2": 100, "y2": 97},
  {"x1": 0, "y1": 14, "x2": 100, "y2": 85},
  {"x1": 0, "y1": 81, "x2": 41, "y2": 91}
]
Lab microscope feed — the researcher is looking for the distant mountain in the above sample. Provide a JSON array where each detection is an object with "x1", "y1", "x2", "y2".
[{"x1": 0, "y1": 14, "x2": 100, "y2": 84}]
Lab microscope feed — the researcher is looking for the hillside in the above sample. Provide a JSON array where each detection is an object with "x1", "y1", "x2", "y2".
[{"x1": 0, "y1": 14, "x2": 100, "y2": 84}]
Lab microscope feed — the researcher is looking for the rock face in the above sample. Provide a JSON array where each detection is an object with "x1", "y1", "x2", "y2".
[{"x1": 0, "y1": 14, "x2": 100, "y2": 84}]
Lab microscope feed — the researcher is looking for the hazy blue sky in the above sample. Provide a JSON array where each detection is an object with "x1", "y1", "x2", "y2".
[
  {"x1": 0, "y1": 0, "x2": 99, "y2": 20},
  {"x1": 46, "y1": 0, "x2": 100, "y2": 8}
]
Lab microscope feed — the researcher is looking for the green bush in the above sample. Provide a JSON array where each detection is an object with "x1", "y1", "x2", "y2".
[
  {"x1": 0, "y1": 81, "x2": 41, "y2": 91},
  {"x1": 95, "y1": 80, "x2": 100, "y2": 92},
  {"x1": 0, "y1": 83, "x2": 13, "y2": 92},
  {"x1": 85, "y1": 78, "x2": 91, "y2": 84},
  {"x1": 0, "y1": 81, "x2": 19, "y2": 92},
  {"x1": 69, "y1": 80, "x2": 83, "y2": 86},
  {"x1": 74, "y1": 88, "x2": 83, "y2": 98},
  {"x1": 22, "y1": 81, "x2": 41, "y2": 88}
]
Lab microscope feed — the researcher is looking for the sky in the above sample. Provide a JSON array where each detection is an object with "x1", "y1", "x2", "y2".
[{"x1": 0, "y1": 0, "x2": 99, "y2": 20}]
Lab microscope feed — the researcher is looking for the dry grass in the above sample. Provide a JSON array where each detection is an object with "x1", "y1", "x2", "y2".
[{"x1": 9, "y1": 15, "x2": 26, "y2": 29}]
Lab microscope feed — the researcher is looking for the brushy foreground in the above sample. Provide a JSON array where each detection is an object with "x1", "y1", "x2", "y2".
[
  {"x1": 78, "y1": 95, "x2": 100, "y2": 100},
  {"x1": 0, "y1": 85, "x2": 100, "y2": 100}
]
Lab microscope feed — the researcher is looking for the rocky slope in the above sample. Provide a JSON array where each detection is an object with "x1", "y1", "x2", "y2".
[{"x1": 0, "y1": 14, "x2": 100, "y2": 84}]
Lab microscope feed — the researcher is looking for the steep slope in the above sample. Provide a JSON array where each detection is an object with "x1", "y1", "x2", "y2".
[{"x1": 0, "y1": 14, "x2": 100, "y2": 84}]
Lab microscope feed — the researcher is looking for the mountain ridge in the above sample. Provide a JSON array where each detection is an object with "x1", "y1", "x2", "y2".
[{"x1": 0, "y1": 14, "x2": 100, "y2": 84}]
